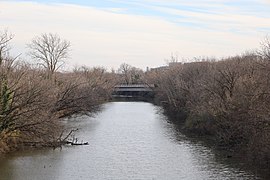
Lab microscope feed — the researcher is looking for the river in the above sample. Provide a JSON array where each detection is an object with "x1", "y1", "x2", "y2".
[{"x1": 0, "y1": 102, "x2": 265, "y2": 179}]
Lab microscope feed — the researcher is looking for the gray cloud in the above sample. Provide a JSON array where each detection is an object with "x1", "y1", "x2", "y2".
[{"x1": 0, "y1": 1, "x2": 266, "y2": 70}]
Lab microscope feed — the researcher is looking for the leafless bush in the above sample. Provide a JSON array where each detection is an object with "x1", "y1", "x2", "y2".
[
  {"x1": 0, "y1": 31, "x2": 116, "y2": 153},
  {"x1": 152, "y1": 51, "x2": 270, "y2": 167}
]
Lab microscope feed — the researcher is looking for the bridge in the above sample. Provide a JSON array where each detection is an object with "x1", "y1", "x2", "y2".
[{"x1": 112, "y1": 84, "x2": 155, "y2": 99}]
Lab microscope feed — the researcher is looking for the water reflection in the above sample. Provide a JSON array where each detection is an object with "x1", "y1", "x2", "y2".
[
  {"x1": 0, "y1": 149, "x2": 65, "y2": 180},
  {"x1": 156, "y1": 106, "x2": 263, "y2": 179},
  {"x1": 0, "y1": 102, "x2": 264, "y2": 179}
]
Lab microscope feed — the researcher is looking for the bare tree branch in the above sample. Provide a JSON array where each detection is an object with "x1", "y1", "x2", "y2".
[{"x1": 27, "y1": 33, "x2": 71, "y2": 78}]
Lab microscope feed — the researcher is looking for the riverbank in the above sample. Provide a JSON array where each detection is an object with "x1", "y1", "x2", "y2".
[
  {"x1": 0, "y1": 102, "x2": 264, "y2": 179},
  {"x1": 163, "y1": 107, "x2": 270, "y2": 177},
  {"x1": 0, "y1": 63, "x2": 115, "y2": 154},
  {"x1": 149, "y1": 54, "x2": 270, "y2": 170},
  {"x1": 0, "y1": 31, "x2": 117, "y2": 154}
]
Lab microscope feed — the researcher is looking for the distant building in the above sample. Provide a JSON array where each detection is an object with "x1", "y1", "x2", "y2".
[
  {"x1": 168, "y1": 62, "x2": 182, "y2": 67},
  {"x1": 150, "y1": 66, "x2": 169, "y2": 72}
]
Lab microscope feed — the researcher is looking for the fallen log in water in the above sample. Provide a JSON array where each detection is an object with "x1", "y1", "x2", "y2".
[{"x1": 58, "y1": 129, "x2": 89, "y2": 146}]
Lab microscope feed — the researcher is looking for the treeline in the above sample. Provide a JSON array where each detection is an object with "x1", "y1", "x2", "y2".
[
  {"x1": 146, "y1": 40, "x2": 270, "y2": 167},
  {"x1": 2, "y1": 28, "x2": 270, "y2": 169},
  {"x1": 0, "y1": 31, "x2": 116, "y2": 153}
]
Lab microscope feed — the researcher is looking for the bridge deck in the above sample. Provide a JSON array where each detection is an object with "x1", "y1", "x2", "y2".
[
  {"x1": 114, "y1": 88, "x2": 152, "y2": 92},
  {"x1": 114, "y1": 84, "x2": 155, "y2": 88},
  {"x1": 112, "y1": 84, "x2": 155, "y2": 99}
]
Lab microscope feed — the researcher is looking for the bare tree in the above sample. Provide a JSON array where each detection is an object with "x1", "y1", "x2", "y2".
[
  {"x1": 0, "y1": 29, "x2": 14, "y2": 65},
  {"x1": 27, "y1": 33, "x2": 70, "y2": 78},
  {"x1": 258, "y1": 36, "x2": 270, "y2": 60},
  {"x1": 118, "y1": 63, "x2": 144, "y2": 84},
  {"x1": 118, "y1": 63, "x2": 132, "y2": 84}
]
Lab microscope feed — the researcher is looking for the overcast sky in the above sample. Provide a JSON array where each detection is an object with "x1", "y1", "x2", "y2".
[{"x1": 1, "y1": 0, "x2": 270, "y2": 70}]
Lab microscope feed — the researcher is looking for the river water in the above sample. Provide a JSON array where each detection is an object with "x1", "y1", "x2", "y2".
[{"x1": 0, "y1": 102, "x2": 265, "y2": 179}]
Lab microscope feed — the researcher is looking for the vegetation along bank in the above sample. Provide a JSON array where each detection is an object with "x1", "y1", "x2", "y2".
[
  {"x1": 0, "y1": 30, "x2": 117, "y2": 153},
  {"x1": 1, "y1": 29, "x2": 270, "y2": 170},
  {"x1": 145, "y1": 40, "x2": 270, "y2": 168}
]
